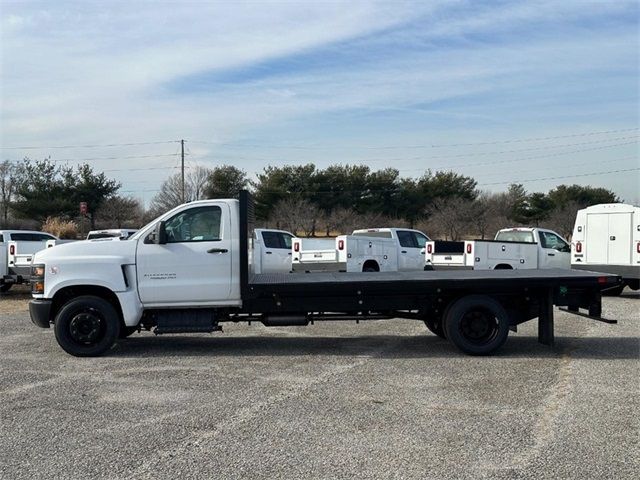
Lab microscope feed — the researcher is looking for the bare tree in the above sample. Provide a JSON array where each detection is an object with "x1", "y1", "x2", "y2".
[
  {"x1": 96, "y1": 195, "x2": 145, "y2": 228},
  {"x1": 0, "y1": 160, "x2": 16, "y2": 227},
  {"x1": 269, "y1": 198, "x2": 321, "y2": 237},
  {"x1": 148, "y1": 166, "x2": 212, "y2": 217},
  {"x1": 423, "y1": 197, "x2": 474, "y2": 240},
  {"x1": 543, "y1": 200, "x2": 582, "y2": 240}
]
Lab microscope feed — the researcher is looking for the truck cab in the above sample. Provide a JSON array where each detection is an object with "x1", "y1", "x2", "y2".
[{"x1": 252, "y1": 228, "x2": 296, "y2": 274}]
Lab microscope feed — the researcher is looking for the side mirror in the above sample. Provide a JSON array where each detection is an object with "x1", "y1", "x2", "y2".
[{"x1": 146, "y1": 221, "x2": 167, "y2": 244}]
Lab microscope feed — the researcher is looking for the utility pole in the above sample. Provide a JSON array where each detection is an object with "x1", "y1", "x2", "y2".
[{"x1": 181, "y1": 139, "x2": 185, "y2": 203}]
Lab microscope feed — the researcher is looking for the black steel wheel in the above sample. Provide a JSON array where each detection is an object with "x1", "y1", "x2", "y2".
[
  {"x1": 54, "y1": 295, "x2": 120, "y2": 357},
  {"x1": 444, "y1": 295, "x2": 510, "y2": 355}
]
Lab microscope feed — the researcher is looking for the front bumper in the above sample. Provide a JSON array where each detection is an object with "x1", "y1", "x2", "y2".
[{"x1": 29, "y1": 299, "x2": 52, "y2": 328}]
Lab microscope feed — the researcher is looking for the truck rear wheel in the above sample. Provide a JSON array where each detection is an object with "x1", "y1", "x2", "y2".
[
  {"x1": 0, "y1": 284, "x2": 11, "y2": 293},
  {"x1": 54, "y1": 295, "x2": 120, "y2": 357},
  {"x1": 444, "y1": 295, "x2": 509, "y2": 355}
]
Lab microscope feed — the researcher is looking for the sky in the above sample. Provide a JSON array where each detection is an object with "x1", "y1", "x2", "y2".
[{"x1": 1, "y1": 0, "x2": 638, "y2": 205}]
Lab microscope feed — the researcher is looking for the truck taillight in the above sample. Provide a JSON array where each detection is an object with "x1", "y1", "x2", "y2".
[
  {"x1": 576, "y1": 242, "x2": 582, "y2": 253},
  {"x1": 466, "y1": 243, "x2": 472, "y2": 254},
  {"x1": 338, "y1": 240, "x2": 345, "y2": 250},
  {"x1": 637, "y1": 242, "x2": 640, "y2": 254},
  {"x1": 9, "y1": 245, "x2": 15, "y2": 255},
  {"x1": 427, "y1": 244, "x2": 432, "y2": 254},
  {"x1": 293, "y1": 242, "x2": 300, "y2": 252}
]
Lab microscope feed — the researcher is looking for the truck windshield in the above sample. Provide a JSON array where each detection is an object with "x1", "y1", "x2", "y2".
[{"x1": 495, "y1": 231, "x2": 535, "y2": 243}]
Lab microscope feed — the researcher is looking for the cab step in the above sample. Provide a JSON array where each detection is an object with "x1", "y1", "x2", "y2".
[{"x1": 153, "y1": 309, "x2": 222, "y2": 335}]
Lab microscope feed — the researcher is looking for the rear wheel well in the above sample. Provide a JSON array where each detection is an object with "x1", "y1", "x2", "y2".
[
  {"x1": 494, "y1": 264, "x2": 513, "y2": 270},
  {"x1": 362, "y1": 260, "x2": 380, "y2": 272},
  {"x1": 51, "y1": 286, "x2": 125, "y2": 328}
]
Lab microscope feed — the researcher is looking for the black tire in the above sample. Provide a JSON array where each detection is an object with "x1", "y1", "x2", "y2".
[
  {"x1": 602, "y1": 284, "x2": 625, "y2": 296},
  {"x1": 444, "y1": 295, "x2": 510, "y2": 355},
  {"x1": 54, "y1": 295, "x2": 120, "y2": 357},
  {"x1": 0, "y1": 284, "x2": 11, "y2": 293},
  {"x1": 363, "y1": 267, "x2": 377, "y2": 272},
  {"x1": 119, "y1": 326, "x2": 139, "y2": 338},
  {"x1": 424, "y1": 317, "x2": 446, "y2": 339}
]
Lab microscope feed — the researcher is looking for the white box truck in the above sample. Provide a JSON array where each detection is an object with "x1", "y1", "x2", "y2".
[{"x1": 571, "y1": 203, "x2": 640, "y2": 294}]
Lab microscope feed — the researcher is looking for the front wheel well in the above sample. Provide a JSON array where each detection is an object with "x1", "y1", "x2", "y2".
[{"x1": 51, "y1": 286, "x2": 125, "y2": 328}]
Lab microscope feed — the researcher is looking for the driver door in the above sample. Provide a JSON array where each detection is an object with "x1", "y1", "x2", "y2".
[
  {"x1": 136, "y1": 203, "x2": 233, "y2": 305},
  {"x1": 538, "y1": 230, "x2": 571, "y2": 269}
]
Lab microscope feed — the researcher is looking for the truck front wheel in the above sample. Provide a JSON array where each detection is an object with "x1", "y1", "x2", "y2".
[
  {"x1": 54, "y1": 296, "x2": 120, "y2": 357},
  {"x1": 444, "y1": 295, "x2": 509, "y2": 355}
]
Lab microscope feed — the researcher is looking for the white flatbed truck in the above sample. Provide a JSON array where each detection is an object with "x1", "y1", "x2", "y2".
[{"x1": 28, "y1": 191, "x2": 621, "y2": 357}]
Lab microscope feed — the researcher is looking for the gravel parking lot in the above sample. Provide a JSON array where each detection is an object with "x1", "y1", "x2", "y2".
[{"x1": 0, "y1": 287, "x2": 638, "y2": 480}]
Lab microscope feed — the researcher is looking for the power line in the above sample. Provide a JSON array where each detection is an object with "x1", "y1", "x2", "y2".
[
  {"x1": 430, "y1": 127, "x2": 640, "y2": 148},
  {"x1": 0, "y1": 140, "x2": 181, "y2": 150},
  {"x1": 49, "y1": 153, "x2": 181, "y2": 163},
  {"x1": 187, "y1": 127, "x2": 639, "y2": 150},
  {"x1": 478, "y1": 167, "x2": 640, "y2": 186}
]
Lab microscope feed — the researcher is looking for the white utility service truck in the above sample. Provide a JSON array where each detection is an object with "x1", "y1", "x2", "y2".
[
  {"x1": 292, "y1": 228, "x2": 428, "y2": 272},
  {"x1": 27, "y1": 191, "x2": 620, "y2": 358},
  {"x1": 0, "y1": 230, "x2": 59, "y2": 292},
  {"x1": 571, "y1": 203, "x2": 640, "y2": 294},
  {"x1": 425, "y1": 228, "x2": 571, "y2": 270}
]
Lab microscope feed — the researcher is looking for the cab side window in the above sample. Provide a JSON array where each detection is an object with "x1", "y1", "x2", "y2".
[
  {"x1": 262, "y1": 232, "x2": 294, "y2": 249},
  {"x1": 165, "y1": 206, "x2": 222, "y2": 243},
  {"x1": 540, "y1": 232, "x2": 569, "y2": 252},
  {"x1": 397, "y1": 231, "x2": 418, "y2": 248},
  {"x1": 414, "y1": 232, "x2": 428, "y2": 248},
  {"x1": 262, "y1": 231, "x2": 281, "y2": 249}
]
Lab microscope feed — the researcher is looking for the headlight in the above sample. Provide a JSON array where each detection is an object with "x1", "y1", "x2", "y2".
[{"x1": 31, "y1": 264, "x2": 45, "y2": 294}]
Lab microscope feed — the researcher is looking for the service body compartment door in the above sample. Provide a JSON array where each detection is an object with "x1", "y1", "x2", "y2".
[
  {"x1": 136, "y1": 203, "x2": 233, "y2": 305},
  {"x1": 607, "y1": 213, "x2": 632, "y2": 264},
  {"x1": 586, "y1": 214, "x2": 609, "y2": 264}
]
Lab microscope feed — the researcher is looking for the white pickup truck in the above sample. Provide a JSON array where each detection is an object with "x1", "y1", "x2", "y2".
[
  {"x1": 252, "y1": 228, "x2": 297, "y2": 274},
  {"x1": 292, "y1": 228, "x2": 429, "y2": 272},
  {"x1": 0, "y1": 230, "x2": 59, "y2": 292},
  {"x1": 26, "y1": 191, "x2": 621, "y2": 358},
  {"x1": 425, "y1": 227, "x2": 571, "y2": 270}
]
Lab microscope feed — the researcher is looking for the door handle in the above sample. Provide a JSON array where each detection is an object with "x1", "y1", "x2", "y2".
[
  {"x1": 265, "y1": 251, "x2": 272, "y2": 254},
  {"x1": 207, "y1": 248, "x2": 228, "y2": 254},
  {"x1": 401, "y1": 250, "x2": 407, "y2": 254},
  {"x1": 609, "y1": 236, "x2": 616, "y2": 241},
  {"x1": 548, "y1": 253, "x2": 555, "y2": 256},
  {"x1": 288, "y1": 252, "x2": 292, "y2": 255}
]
